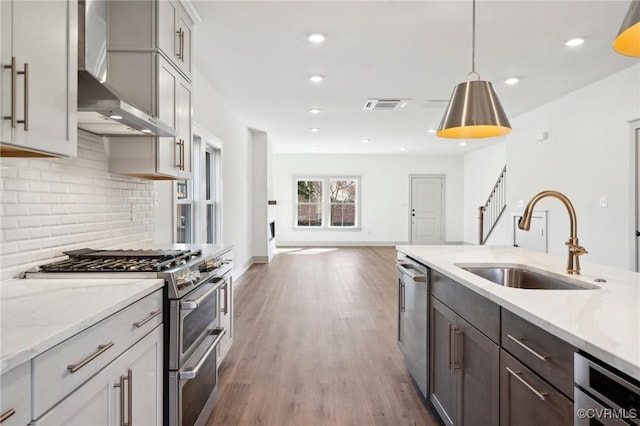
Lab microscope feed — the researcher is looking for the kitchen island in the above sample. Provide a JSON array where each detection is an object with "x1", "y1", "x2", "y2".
[
  {"x1": 396, "y1": 245, "x2": 640, "y2": 426},
  {"x1": 397, "y1": 245, "x2": 640, "y2": 378}
]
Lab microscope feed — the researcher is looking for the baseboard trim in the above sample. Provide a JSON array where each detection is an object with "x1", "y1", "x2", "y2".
[
  {"x1": 277, "y1": 241, "x2": 405, "y2": 247},
  {"x1": 251, "y1": 255, "x2": 269, "y2": 263}
]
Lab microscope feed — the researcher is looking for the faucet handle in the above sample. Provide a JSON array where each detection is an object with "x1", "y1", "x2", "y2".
[{"x1": 565, "y1": 241, "x2": 588, "y2": 256}]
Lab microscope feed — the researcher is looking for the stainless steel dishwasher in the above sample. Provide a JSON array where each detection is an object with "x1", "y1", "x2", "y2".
[{"x1": 397, "y1": 253, "x2": 429, "y2": 398}]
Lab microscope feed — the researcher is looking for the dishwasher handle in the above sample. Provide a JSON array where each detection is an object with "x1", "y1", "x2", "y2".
[{"x1": 396, "y1": 263, "x2": 426, "y2": 282}]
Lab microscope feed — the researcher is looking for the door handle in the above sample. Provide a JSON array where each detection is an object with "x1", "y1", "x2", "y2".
[{"x1": 636, "y1": 230, "x2": 640, "y2": 237}]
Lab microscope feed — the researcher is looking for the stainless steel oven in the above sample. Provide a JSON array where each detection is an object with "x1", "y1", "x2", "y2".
[
  {"x1": 169, "y1": 327, "x2": 226, "y2": 426},
  {"x1": 575, "y1": 352, "x2": 640, "y2": 425},
  {"x1": 168, "y1": 275, "x2": 226, "y2": 370}
]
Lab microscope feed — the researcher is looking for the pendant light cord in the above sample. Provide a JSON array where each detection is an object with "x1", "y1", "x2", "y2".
[{"x1": 471, "y1": 0, "x2": 476, "y2": 74}]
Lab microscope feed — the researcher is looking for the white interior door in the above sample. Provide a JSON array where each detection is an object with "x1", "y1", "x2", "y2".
[{"x1": 410, "y1": 176, "x2": 444, "y2": 244}]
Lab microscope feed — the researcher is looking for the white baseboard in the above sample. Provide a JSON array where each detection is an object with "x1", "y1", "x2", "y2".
[
  {"x1": 276, "y1": 241, "x2": 405, "y2": 247},
  {"x1": 251, "y1": 255, "x2": 269, "y2": 263}
]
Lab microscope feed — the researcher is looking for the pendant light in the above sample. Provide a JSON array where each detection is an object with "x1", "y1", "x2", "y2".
[
  {"x1": 613, "y1": 0, "x2": 640, "y2": 57},
  {"x1": 437, "y1": 0, "x2": 511, "y2": 139}
]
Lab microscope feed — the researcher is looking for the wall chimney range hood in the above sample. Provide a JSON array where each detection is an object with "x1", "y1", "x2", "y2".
[{"x1": 77, "y1": 0, "x2": 176, "y2": 137}]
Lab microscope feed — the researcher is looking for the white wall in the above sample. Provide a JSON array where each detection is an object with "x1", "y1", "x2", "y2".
[
  {"x1": 250, "y1": 130, "x2": 268, "y2": 261},
  {"x1": 463, "y1": 142, "x2": 507, "y2": 244},
  {"x1": 193, "y1": 67, "x2": 253, "y2": 273},
  {"x1": 464, "y1": 64, "x2": 640, "y2": 270},
  {"x1": 274, "y1": 154, "x2": 464, "y2": 245},
  {"x1": 0, "y1": 133, "x2": 155, "y2": 279}
]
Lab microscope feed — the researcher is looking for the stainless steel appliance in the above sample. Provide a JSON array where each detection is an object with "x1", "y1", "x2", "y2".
[
  {"x1": 575, "y1": 352, "x2": 640, "y2": 425},
  {"x1": 397, "y1": 253, "x2": 429, "y2": 398},
  {"x1": 25, "y1": 247, "x2": 233, "y2": 426}
]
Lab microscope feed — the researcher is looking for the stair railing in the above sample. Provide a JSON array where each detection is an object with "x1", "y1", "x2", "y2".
[{"x1": 478, "y1": 165, "x2": 507, "y2": 245}]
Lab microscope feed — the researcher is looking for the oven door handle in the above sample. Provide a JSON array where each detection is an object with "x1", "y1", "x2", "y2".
[
  {"x1": 180, "y1": 278, "x2": 225, "y2": 310},
  {"x1": 179, "y1": 327, "x2": 226, "y2": 380}
]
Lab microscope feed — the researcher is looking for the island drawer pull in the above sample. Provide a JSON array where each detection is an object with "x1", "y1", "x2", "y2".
[
  {"x1": 507, "y1": 334, "x2": 549, "y2": 361},
  {"x1": 0, "y1": 408, "x2": 15, "y2": 423},
  {"x1": 506, "y1": 367, "x2": 548, "y2": 400},
  {"x1": 133, "y1": 310, "x2": 161, "y2": 328},
  {"x1": 67, "y1": 342, "x2": 114, "y2": 373}
]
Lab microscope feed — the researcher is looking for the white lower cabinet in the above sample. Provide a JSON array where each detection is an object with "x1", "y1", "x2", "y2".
[
  {"x1": 0, "y1": 362, "x2": 31, "y2": 426},
  {"x1": 32, "y1": 325, "x2": 163, "y2": 426}
]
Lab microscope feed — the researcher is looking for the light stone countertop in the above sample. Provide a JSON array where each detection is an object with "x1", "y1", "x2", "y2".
[
  {"x1": 396, "y1": 245, "x2": 640, "y2": 380},
  {"x1": 0, "y1": 278, "x2": 164, "y2": 375}
]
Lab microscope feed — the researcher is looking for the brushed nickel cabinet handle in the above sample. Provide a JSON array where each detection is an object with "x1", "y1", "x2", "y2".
[
  {"x1": 221, "y1": 281, "x2": 229, "y2": 314},
  {"x1": 399, "y1": 280, "x2": 405, "y2": 313},
  {"x1": 67, "y1": 342, "x2": 114, "y2": 373},
  {"x1": 180, "y1": 139, "x2": 185, "y2": 170},
  {"x1": 453, "y1": 329, "x2": 463, "y2": 370},
  {"x1": 176, "y1": 28, "x2": 183, "y2": 60},
  {"x1": 448, "y1": 323, "x2": 454, "y2": 370},
  {"x1": 3, "y1": 57, "x2": 16, "y2": 128},
  {"x1": 175, "y1": 139, "x2": 181, "y2": 169},
  {"x1": 506, "y1": 367, "x2": 548, "y2": 400},
  {"x1": 0, "y1": 408, "x2": 16, "y2": 423},
  {"x1": 118, "y1": 373, "x2": 126, "y2": 426},
  {"x1": 180, "y1": 29, "x2": 185, "y2": 62},
  {"x1": 507, "y1": 334, "x2": 549, "y2": 361},
  {"x1": 127, "y1": 368, "x2": 133, "y2": 426},
  {"x1": 17, "y1": 63, "x2": 28, "y2": 130},
  {"x1": 133, "y1": 310, "x2": 161, "y2": 328}
]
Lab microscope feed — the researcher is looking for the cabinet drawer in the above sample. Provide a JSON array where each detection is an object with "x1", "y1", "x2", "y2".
[
  {"x1": 33, "y1": 289, "x2": 162, "y2": 418},
  {"x1": 500, "y1": 349, "x2": 573, "y2": 426},
  {"x1": 502, "y1": 309, "x2": 575, "y2": 398},
  {"x1": 0, "y1": 362, "x2": 31, "y2": 426},
  {"x1": 431, "y1": 269, "x2": 500, "y2": 343}
]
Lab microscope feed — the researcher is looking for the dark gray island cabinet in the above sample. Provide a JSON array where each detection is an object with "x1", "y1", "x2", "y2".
[{"x1": 399, "y1": 263, "x2": 576, "y2": 426}]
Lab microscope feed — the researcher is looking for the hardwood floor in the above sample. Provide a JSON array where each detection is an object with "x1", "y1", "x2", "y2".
[{"x1": 205, "y1": 246, "x2": 440, "y2": 426}]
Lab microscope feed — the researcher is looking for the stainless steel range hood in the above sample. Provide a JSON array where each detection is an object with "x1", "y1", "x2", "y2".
[{"x1": 77, "y1": 0, "x2": 176, "y2": 137}]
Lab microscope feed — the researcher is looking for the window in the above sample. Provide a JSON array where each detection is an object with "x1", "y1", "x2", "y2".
[
  {"x1": 295, "y1": 177, "x2": 360, "y2": 229},
  {"x1": 185, "y1": 128, "x2": 222, "y2": 244},
  {"x1": 296, "y1": 179, "x2": 323, "y2": 227},
  {"x1": 175, "y1": 180, "x2": 193, "y2": 243},
  {"x1": 203, "y1": 146, "x2": 221, "y2": 243}
]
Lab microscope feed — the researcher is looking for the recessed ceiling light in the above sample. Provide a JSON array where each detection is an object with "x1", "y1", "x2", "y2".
[
  {"x1": 109, "y1": 115, "x2": 123, "y2": 120},
  {"x1": 565, "y1": 37, "x2": 585, "y2": 47},
  {"x1": 311, "y1": 146, "x2": 318, "y2": 150},
  {"x1": 310, "y1": 128, "x2": 320, "y2": 132},
  {"x1": 400, "y1": 146, "x2": 408, "y2": 151},
  {"x1": 141, "y1": 129, "x2": 152, "y2": 134},
  {"x1": 505, "y1": 78, "x2": 519, "y2": 85},
  {"x1": 362, "y1": 139, "x2": 370, "y2": 143},
  {"x1": 428, "y1": 128, "x2": 437, "y2": 134},
  {"x1": 309, "y1": 108, "x2": 322, "y2": 114},
  {"x1": 460, "y1": 142, "x2": 467, "y2": 146},
  {"x1": 309, "y1": 75, "x2": 324, "y2": 83},
  {"x1": 307, "y1": 33, "x2": 326, "y2": 43}
]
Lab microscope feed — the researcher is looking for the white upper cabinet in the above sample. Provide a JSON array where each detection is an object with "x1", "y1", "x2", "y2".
[
  {"x1": 158, "y1": 0, "x2": 194, "y2": 80},
  {"x1": 0, "y1": 0, "x2": 77, "y2": 157},
  {"x1": 107, "y1": 0, "x2": 196, "y2": 180}
]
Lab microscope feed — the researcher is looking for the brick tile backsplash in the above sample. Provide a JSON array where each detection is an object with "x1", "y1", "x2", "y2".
[{"x1": 0, "y1": 132, "x2": 155, "y2": 279}]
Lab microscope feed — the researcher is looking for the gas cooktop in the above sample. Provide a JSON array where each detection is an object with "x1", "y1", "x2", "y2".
[{"x1": 34, "y1": 248, "x2": 203, "y2": 273}]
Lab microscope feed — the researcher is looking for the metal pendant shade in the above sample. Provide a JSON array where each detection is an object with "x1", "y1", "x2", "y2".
[
  {"x1": 437, "y1": 0, "x2": 511, "y2": 139},
  {"x1": 613, "y1": 0, "x2": 640, "y2": 57}
]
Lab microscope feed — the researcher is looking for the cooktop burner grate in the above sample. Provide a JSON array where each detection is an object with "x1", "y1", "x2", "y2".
[{"x1": 36, "y1": 248, "x2": 203, "y2": 272}]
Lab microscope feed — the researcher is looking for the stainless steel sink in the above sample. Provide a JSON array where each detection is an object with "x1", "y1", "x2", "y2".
[{"x1": 456, "y1": 264, "x2": 599, "y2": 290}]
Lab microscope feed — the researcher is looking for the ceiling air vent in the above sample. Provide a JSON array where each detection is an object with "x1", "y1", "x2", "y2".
[{"x1": 363, "y1": 98, "x2": 410, "y2": 111}]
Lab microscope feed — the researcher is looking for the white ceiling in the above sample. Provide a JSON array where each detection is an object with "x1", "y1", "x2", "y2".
[{"x1": 193, "y1": 1, "x2": 637, "y2": 155}]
